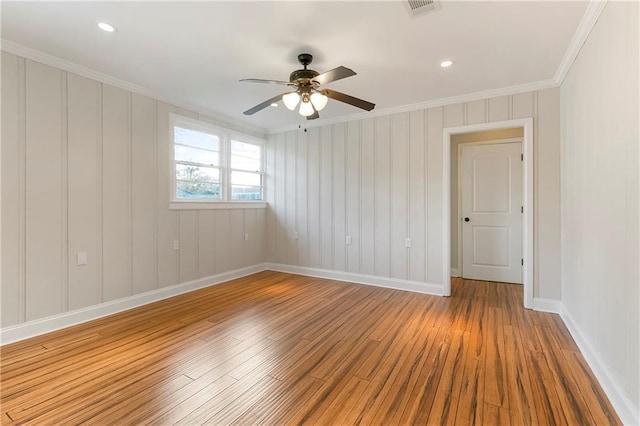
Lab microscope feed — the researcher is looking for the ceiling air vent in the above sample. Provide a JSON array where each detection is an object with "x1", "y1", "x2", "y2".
[{"x1": 406, "y1": 0, "x2": 441, "y2": 17}]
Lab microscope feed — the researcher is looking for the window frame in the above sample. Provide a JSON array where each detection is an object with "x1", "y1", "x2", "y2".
[{"x1": 169, "y1": 113, "x2": 266, "y2": 210}]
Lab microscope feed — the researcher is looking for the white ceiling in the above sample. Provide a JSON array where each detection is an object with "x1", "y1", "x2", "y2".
[{"x1": 2, "y1": 1, "x2": 588, "y2": 133}]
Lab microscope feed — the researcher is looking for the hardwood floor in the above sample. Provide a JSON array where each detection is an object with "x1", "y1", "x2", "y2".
[{"x1": 0, "y1": 271, "x2": 620, "y2": 425}]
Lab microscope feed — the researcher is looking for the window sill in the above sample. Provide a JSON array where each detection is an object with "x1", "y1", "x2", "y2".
[{"x1": 169, "y1": 201, "x2": 267, "y2": 210}]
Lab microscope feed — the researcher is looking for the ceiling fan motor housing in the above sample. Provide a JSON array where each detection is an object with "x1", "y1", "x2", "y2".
[{"x1": 289, "y1": 69, "x2": 320, "y2": 87}]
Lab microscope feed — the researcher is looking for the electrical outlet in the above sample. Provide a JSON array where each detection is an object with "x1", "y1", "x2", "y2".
[
  {"x1": 405, "y1": 238, "x2": 412, "y2": 248},
  {"x1": 294, "y1": 231, "x2": 299, "y2": 240},
  {"x1": 76, "y1": 252, "x2": 88, "y2": 266},
  {"x1": 346, "y1": 235, "x2": 352, "y2": 245},
  {"x1": 173, "y1": 240, "x2": 180, "y2": 250},
  {"x1": 244, "y1": 232, "x2": 249, "y2": 241}
]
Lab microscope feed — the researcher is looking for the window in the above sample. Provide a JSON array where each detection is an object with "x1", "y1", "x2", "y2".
[
  {"x1": 230, "y1": 140, "x2": 263, "y2": 200},
  {"x1": 174, "y1": 126, "x2": 222, "y2": 200},
  {"x1": 171, "y1": 114, "x2": 265, "y2": 207}
]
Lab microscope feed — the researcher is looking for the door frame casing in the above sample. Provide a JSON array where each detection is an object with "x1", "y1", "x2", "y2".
[
  {"x1": 442, "y1": 118, "x2": 534, "y2": 309},
  {"x1": 457, "y1": 138, "x2": 523, "y2": 280}
]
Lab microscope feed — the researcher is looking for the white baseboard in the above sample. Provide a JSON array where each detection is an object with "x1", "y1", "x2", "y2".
[
  {"x1": 450, "y1": 268, "x2": 460, "y2": 277},
  {"x1": 0, "y1": 263, "x2": 268, "y2": 346},
  {"x1": 532, "y1": 297, "x2": 561, "y2": 313},
  {"x1": 560, "y1": 306, "x2": 639, "y2": 426},
  {"x1": 265, "y1": 263, "x2": 444, "y2": 296}
]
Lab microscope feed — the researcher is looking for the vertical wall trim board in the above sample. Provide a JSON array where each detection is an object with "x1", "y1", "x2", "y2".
[
  {"x1": 406, "y1": 113, "x2": 411, "y2": 276},
  {"x1": 19, "y1": 56, "x2": 27, "y2": 323},
  {"x1": 295, "y1": 131, "x2": 299, "y2": 260},
  {"x1": 306, "y1": 129, "x2": 311, "y2": 267},
  {"x1": 463, "y1": 102, "x2": 468, "y2": 125},
  {"x1": 343, "y1": 124, "x2": 347, "y2": 271},
  {"x1": 388, "y1": 117, "x2": 392, "y2": 277},
  {"x1": 128, "y1": 92, "x2": 134, "y2": 296},
  {"x1": 175, "y1": 199, "x2": 180, "y2": 281},
  {"x1": 153, "y1": 100, "x2": 158, "y2": 289},
  {"x1": 97, "y1": 83, "x2": 104, "y2": 303},
  {"x1": 509, "y1": 95, "x2": 514, "y2": 120},
  {"x1": 442, "y1": 110, "x2": 451, "y2": 294},
  {"x1": 358, "y1": 120, "x2": 362, "y2": 273},
  {"x1": 331, "y1": 125, "x2": 335, "y2": 269},
  {"x1": 196, "y1": 210, "x2": 200, "y2": 276},
  {"x1": 485, "y1": 99, "x2": 489, "y2": 122},
  {"x1": 371, "y1": 117, "x2": 378, "y2": 274},
  {"x1": 61, "y1": 70, "x2": 69, "y2": 312},
  {"x1": 533, "y1": 91, "x2": 540, "y2": 295},
  {"x1": 293, "y1": 131, "x2": 297, "y2": 246},
  {"x1": 424, "y1": 108, "x2": 429, "y2": 280},
  {"x1": 344, "y1": 125, "x2": 349, "y2": 272},
  {"x1": 318, "y1": 129, "x2": 322, "y2": 268}
]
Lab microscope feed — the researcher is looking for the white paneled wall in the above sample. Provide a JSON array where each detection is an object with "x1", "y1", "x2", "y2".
[
  {"x1": 560, "y1": 1, "x2": 639, "y2": 422},
  {"x1": 1, "y1": 52, "x2": 267, "y2": 328},
  {"x1": 266, "y1": 88, "x2": 561, "y2": 298}
]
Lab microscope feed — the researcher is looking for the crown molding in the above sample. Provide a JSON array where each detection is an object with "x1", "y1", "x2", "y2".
[
  {"x1": 0, "y1": 39, "x2": 267, "y2": 138},
  {"x1": 267, "y1": 78, "x2": 558, "y2": 134},
  {"x1": 554, "y1": 0, "x2": 608, "y2": 84}
]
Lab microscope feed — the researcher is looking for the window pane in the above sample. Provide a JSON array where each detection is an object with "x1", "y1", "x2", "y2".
[
  {"x1": 175, "y1": 126, "x2": 219, "y2": 151},
  {"x1": 176, "y1": 164, "x2": 219, "y2": 183},
  {"x1": 231, "y1": 155, "x2": 261, "y2": 171},
  {"x1": 175, "y1": 145, "x2": 219, "y2": 166},
  {"x1": 231, "y1": 185, "x2": 262, "y2": 200},
  {"x1": 176, "y1": 181, "x2": 221, "y2": 199},
  {"x1": 231, "y1": 140, "x2": 262, "y2": 171},
  {"x1": 231, "y1": 170, "x2": 261, "y2": 186},
  {"x1": 231, "y1": 140, "x2": 261, "y2": 157}
]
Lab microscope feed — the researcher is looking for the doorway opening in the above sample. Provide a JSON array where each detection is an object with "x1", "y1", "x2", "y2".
[{"x1": 442, "y1": 118, "x2": 533, "y2": 308}]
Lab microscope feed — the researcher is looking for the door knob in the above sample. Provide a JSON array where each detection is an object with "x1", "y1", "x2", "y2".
[{"x1": 464, "y1": 217, "x2": 470, "y2": 222}]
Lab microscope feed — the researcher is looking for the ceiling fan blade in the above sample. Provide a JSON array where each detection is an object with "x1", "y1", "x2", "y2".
[
  {"x1": 312, "y1": 66, "x2": 356, "y2": 85},
  {"x1": 324, "y1": 89, "x2": 375, "y2": 111},
  {"x1": 243, "y1": 93, "x2": 286, "y2": 115},
  {"x1": 239, "y1": 78, "x2": 293, "y2": 86},
  {"x1": 307, "y1": 111, "x2": 320, "y2": 120}
]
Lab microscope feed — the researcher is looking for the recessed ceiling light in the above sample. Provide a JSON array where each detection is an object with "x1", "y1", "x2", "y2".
[
  {"x1": 440, "y1": 60, "x2": 453, "y2": 68},
  {"x1": 270, "y1": 103, "x2": 278, "y2": 107},
  {"x1": 98, "y1": 22, "x2": 116, "y2": 33}
]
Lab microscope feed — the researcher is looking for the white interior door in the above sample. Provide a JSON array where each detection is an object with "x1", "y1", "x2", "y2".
[{"x1": 461, "y1": 142, "x2": 522, "y2": 284}]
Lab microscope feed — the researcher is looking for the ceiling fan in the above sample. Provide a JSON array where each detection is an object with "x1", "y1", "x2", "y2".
[{"x1": 240, "y1": 53, "x2": 375, "y2": 120}]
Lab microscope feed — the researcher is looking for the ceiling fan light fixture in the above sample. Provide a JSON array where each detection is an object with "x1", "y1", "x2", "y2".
[
  {"x1": 310, "y1": 92, "x2": 328, "y2": 111},
  {"x1": 282, "y1": 92, "x2": 300, "y2": 110},
  {"x1": 299, "y1": 99, "x2": 315, "y2": 117}
]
